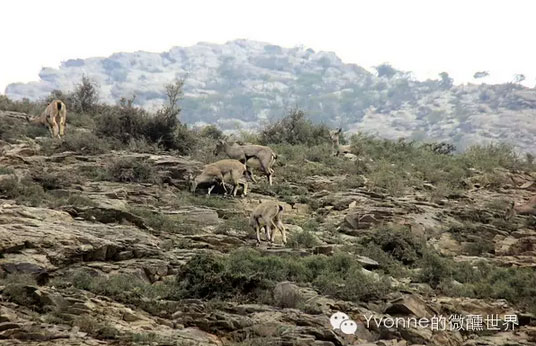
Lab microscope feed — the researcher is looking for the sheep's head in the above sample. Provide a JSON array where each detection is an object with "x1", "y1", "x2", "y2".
[
  {"x1": 329, "y1": 128, "x2": 342, "y2": 143},
  {"x1": 213, "y1": 139, "x2": 226, "y2": 156},
  {"x1": 187, "y1": 173, "x2": 197, "y2": 193},
  {"x1": 243, "y1": 165, "x2": 254, "y2": 181}
]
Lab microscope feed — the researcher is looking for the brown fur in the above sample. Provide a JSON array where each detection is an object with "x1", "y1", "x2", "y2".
[
  {"x1": 249, "y1": 201, "x2": 286, "y2": 245},
  {"x1": 27, "y1": 100, "x2": 67, "y2": 138},
  {"x1": 214, "y1": 140, "x2": 277, "y2": 185},
  {"x1": 190, "y1": 159, "x2": 250, "y2": 197},
  {"x1": 329, "y1": 128, "x2": 352, "y2": 156}
]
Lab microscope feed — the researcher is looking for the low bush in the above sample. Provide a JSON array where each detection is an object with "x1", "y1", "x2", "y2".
[
  {"x1": 0, "y1": 176, "x2": 46, "y2": 206},
  {"x1": 416, "y1": 251, "x2": 536, "y2": 314},
  {"x1": 364, "y1": 226, "x2": 425, "y2": 265},
  {"x1": 176, "y1": 249, "x2": 392, "y2": 303},
  {"x1": 130, "y1": 207, "x2": 198, "y2": 234},
  {"x1": 55, "y1": 131, "x2": 110, "y2": 154},
  {"x1": 260, "y1": 108, "x2": 331, "y2": 146},
  {"x1": 106, "y1": 158, "x2": 158, "y2": 183},
  {"x1": 288, "y1": 229, "x2": 319, "y2": 249}
]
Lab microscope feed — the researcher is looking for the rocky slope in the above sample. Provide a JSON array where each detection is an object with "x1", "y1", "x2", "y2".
[
  {"x1": 0, "y1": 110, "x2": 536, "y2": 345},
  {"x1": 5, "y1": 40, "x2": 536, "y2": 153}
]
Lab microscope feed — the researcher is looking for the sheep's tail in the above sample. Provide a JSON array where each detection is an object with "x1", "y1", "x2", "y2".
[{"x1": 56, "y1": 101, "x2": 62, "y2": 112}]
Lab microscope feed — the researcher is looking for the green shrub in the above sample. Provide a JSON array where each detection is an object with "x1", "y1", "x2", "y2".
[
  {"x1": 130, "y1": 207, "x2": 198, "y2": 234},
  {"x1": 0, "y1": 167, "x2": 14, "y2": 175},
  {"x1": 415, "y1": 251, "x2": 536, "y2": 313},
  {"x1": 417, "y1": 251, "x2": 455, "y2": 288},
  {"x1": 288, "y1": 229, "x2": 319, "y2": 249},
  {"x1": 73, "y1": 315, "x2": 118, "y2": 340},
  {"x1": 464, "y1": 240, "x2": 494, "y2": 256},
  {"x1": 32, "y1": 172, "x2": 63, "y2": 190},
  {"x1": 106, "y1": 158, "x2": 158, "y2": 183},
  {"x1": 63, "y1": 270, "x2": 179, "y2": 304},
  {"x1": 176, "y1": 249, "x2": 392, "y2": 303},
  {"x1": 176, "y1": 252, "x2": 268, "y2": 299},
  {"x1": 199, "y1": 124, "x2": 224, "y2": 140},
  {"x1": 0, "y1": 176, "x2": 46, "y2": 206},
  {"x1": 70, "y1": 76, "x2": 99, "y2": 114},
  {"x1": 94, "y1": 97, "x2": 197, "y2": 153},
  {"x1": 365, "y1": 226, "x2": 425, "y2": 265},
  {"x1": 94, "y1": 98, "x2": 149, "y2": 144},
  {"x1": 215, "y1": 215, "x2": 251, "y2": 235},
  {"x1": 462, "y1": 143, "x2": 521, "y2": 172},
  {"x1": 259, "y1": 108, "x2": 330, "y2": 146}
]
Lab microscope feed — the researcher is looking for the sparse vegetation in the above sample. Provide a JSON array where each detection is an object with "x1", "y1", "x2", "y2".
[
  {"x1": 176, "y1": 249, "x2": 392, "y2": 303},
  {"x1": 417, "y1": 252, "x2": 536, "y2": 314},
  {"x1": 259, "y1": 108, "x2": 330, "y2": 146},
  {"x1": 2, "y1": 75, "x2": 536, "y2": 345},
  {"x1": 288, "y1": 229, "x2": 319, "y2": 249},
  {"x1": 106, "y1": 157, "x2": 158, "y2": 183}
]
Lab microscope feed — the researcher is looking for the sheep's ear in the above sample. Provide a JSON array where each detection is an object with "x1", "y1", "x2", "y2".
[{"x1": 337, "y1": 128, "x2": 342, "y2": 134}]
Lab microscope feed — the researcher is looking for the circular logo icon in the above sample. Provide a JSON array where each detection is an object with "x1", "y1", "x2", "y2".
[
  {"x1": 340, "y1": 319, "x2": 358, "y2": 335},
  {"x1": 330, "y1": 311, "x2": 350, "y2": 329}
]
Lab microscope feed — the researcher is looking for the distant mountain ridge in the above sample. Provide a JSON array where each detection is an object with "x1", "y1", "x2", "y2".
[{"x1": 5, "y1": 39, "x2": 536, "y2": 152}]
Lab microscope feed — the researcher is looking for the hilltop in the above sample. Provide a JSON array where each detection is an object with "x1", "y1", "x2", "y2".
[{"x1": 5, "y1": 39, "x2": 536, "y2": 152}]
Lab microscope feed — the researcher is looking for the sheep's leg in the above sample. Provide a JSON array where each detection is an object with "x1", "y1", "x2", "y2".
[
  {"x1": 255, "y1": 225, "x2": 262, "y2": 245},
  {"x1": 241, "y1": 181, "x2": 248, "y2": 197},
  {"x1": 268, "y1": 167, "x2": 275, "y2": 185},
  {"x1": 219, "y1": 177, "x2": 228, "y2": 195},
  {"x1": 276, "y1": 219, "x2": 287, "y2": 245},
  {"x1": 48, "y1": 115, "x2": 60, "y2": 138},
  {"x1": 260, "y1": 161, "x2": 273, "y2": 185},
  {"x1": 265, "y1": 224, "x2": 273, "y2": 244},
  {"x1": 230, "y1": 171, "x2": 240, "y2": 197},
  {"x1": 247, "y1": 166, "x2": 257, "y2": 183},
  {"x1": 207, "y1": 185, "x2": 215, "y2": 195},
  {"x1": 59, "y1": 114, "x2": 66, "y2": 137},
  {"x1": 53, "y1": 123, "x2": 60, "y2": 138},
  {"x1": 46, "y1": 124, "x2": 54, "y2": 137}
]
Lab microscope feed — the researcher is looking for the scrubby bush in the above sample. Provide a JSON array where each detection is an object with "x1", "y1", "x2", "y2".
[
  {"x1": 94, "y1": 97, "x2": 149, "y2": 144},
  {"x1": 462, "y1": 143, "x2": 521, "y2": 172},
  {"x1": 106, "y1": 157, "x2": 158, "y2": 183},
  {"x1": 414, "y1": 249, "x2": 536, "y2": 313},
  {"x1": 176, "y1": 249, "x2": 392, "y2": 303},
  {"x1": 0, "y1": 167, "x2": 14, "y2": 175},
  {"x1": 176, "y1": 252, "x2": 267, "y2": 299},
  {"x1": 199, "y1": 124, "x2": 225, "y2": 140},
  {"x1": 94, "y1": 90, "x2": 197, "y2": 153},
  {"x1": 70, "y1": 75, "x2": 99, "y2": 114},
  {"x1": 365, "y1": 226, "x2": 425, "y2": 265},
  {"x1": 52, "y1": 131, "x2": 110, "y2": 154},
  {"x1": 288, "y1": 229, "x2": 319, "y2": 249},
  {"x1": 375, "y1": 63, "x2": 398, "y2": 78},
  {"x1": 0, "y1": 95, "x2": 43, "y2": 114},
  {"x1": 260, "y1": 108, "x2": 330, "y2": 146},
  {"x1": 0, "y1": 176, "x2": 46, "y2": 206}
]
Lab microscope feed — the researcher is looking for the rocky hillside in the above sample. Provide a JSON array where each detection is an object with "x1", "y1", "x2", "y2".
[
  {"x1": 1, "y1": 107, "x2": 536, "y2": 345},
  {"x1": 5, "y1": 39, "x2": 536, "y2": 153}
]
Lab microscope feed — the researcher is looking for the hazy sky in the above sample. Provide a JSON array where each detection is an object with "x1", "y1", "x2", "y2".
[{"x1": 1, "y1": 0, "x2": 535, "y2": 92}]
